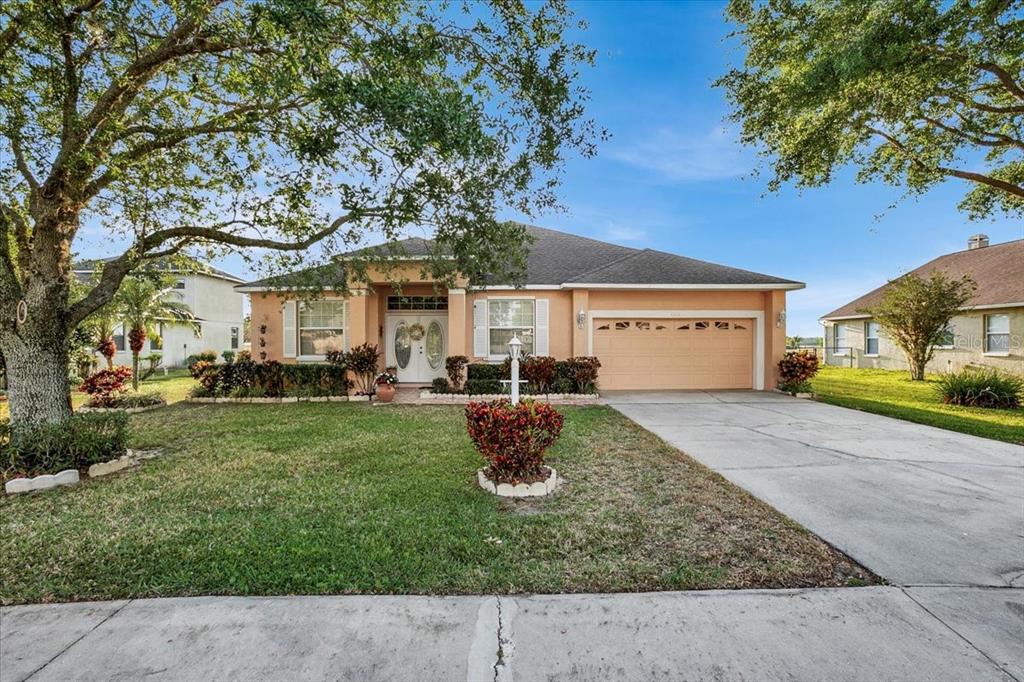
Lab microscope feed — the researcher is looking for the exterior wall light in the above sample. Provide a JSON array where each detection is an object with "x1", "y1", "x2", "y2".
[
  {"x1": 577, "y1": 307, "x2": 586, "y2": 330},
  {"x1": 777, "y1": 310, "x2": 787, "y2": 328}
]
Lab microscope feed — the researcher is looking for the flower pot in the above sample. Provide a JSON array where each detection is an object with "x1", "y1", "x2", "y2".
[{"x1": 375, "y1": 383, "x2": 396, "y2": 403}]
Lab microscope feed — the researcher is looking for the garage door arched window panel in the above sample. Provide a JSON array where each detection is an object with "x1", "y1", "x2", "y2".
[
  {"x1": 614, "y1": 321, "x2": 630, "y2": 330},
  {"x1": 734, "y1": 323, "x2": 747, "y2": 330},
  {"x1": 677, "y1": 323, "x2": 690, "y2": 330},
  {"x1": 694, "y1": 321, "x2": 708, "y2": 330},
  {"x1": 635, "y1": 321, "x2": 651, "y2": 330}
]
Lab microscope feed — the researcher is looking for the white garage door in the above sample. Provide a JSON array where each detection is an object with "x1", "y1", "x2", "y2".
[{"x1": 593, "y1": 318, "x2": 754, "y2": 390}]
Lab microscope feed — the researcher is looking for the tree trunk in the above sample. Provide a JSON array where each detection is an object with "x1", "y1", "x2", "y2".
[
  {"x1": 1, "y1": 331, "x2": 73, "y2": 437},
  {"x1": 907, "y1": 352, "x2": 927, "y2": 381},
  {"x1": 132, "y1": 351, "x2": 140, "y2": 390}
]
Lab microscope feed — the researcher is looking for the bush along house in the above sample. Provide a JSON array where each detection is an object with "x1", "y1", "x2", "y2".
[{"x1": 235, "y1": 225, "x2": 804, "y2": 391}]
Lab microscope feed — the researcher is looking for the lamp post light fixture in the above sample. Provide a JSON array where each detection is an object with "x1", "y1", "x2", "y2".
[{"x1": 508, "y1": 333, "x2": 522, "y2": 402}]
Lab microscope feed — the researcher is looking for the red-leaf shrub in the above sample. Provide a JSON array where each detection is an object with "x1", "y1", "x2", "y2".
[
  {"x1": 567, "y1": 356, "x2": 601, "y2": 393},
  {"x1": 190, "y1": 360, "x2": 220, "y2": 393},
  {"x1": 79, "y1": 366, "x2": 133, "y2": 406},
  {"x1": 777, "y1": 351, "x2": 820, "y2": 392},
  {"x1": 95, "y1": 337, "x2": 116, "y2": 362},
  {"x1": 521, "y1": 355, "x2": 557, "y2": 393},
  {"x1": 465, "y1": 399, "x2": 564, "y2": 484}
]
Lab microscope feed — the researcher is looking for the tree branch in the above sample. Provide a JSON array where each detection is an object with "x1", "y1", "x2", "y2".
[
  {"x1": 9, "y1": 136, "x2": 40, "y2": 192},
  {"x1": 977, "y1": 62, "x2": 1024, "y2": 103},
  {"x1": 66, "y1": 210, "x2": 382, "y2": 326},
  {"x1": 867, "y1": 126, "x2": 1024, "y2": 200},
  {"x1": 919, "y1": 115, "x2": 1024, "y2": 151}
]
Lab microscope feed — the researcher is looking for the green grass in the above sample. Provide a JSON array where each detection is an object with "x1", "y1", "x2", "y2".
[
  {"x1": 0, "y1": 403, "x2": 873, "y2": 604},
  {"x1": 812, "y1": 367, "x2": 1024, "y2": 444}
]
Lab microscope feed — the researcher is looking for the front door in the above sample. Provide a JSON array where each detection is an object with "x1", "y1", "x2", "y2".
[{"x1": 385, "y1": 314, "x2": 448, "y2": 383}]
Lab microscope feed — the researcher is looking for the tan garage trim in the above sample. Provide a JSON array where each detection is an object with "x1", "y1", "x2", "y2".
[{"x1": 588, "y1": 309, "x2": 765, "y2": 390}]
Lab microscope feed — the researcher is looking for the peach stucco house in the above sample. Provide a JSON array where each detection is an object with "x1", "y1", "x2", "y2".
[{"x1": 235, "y1": 226, "x2": 804, "y2": 391}]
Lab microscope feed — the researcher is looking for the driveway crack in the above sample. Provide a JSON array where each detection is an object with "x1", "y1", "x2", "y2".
[
  {"x1": 22, "y1": 599, "x2": 132, "y2": 682},
  {"x1": 492, "y1": 596, "x2": 514, "y2": 682},
  {"x1": 900, "y1": 588, "x2": 1022, "y2": 682}
]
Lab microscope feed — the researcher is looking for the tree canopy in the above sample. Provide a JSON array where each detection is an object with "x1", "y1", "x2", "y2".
[
  {"x1": 860, "y1": 271, "x2": 976, "y2": 380},
  {"x1": 1, "y1": 0, "x2": 599, "y2": 324},
  {"x1": 716, "y1": 0, "x2": 1024, "y2": 219}
]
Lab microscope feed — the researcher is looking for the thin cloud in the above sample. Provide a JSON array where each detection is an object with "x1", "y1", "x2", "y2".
[
  {"x1": 602, "y1": 223, "x2": 648, "y2": 243},
  {"x1": 609, "y1": 126, "x2": 752, "y2": 182}
]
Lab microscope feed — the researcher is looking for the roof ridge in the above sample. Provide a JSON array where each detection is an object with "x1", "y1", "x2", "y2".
[{"x1": 565, "y1": 248, "x2": 647, "y2": 282}]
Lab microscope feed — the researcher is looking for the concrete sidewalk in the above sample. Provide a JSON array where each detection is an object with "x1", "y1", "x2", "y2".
[{"x1": 3, "y1": 586, "x2": 1022, "y2": 681}]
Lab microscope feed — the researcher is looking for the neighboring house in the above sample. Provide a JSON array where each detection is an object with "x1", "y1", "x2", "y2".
[
  {"x1": 236, "y1": 225, "x2": 803, "y2": 390},
  {"x1": 820, "y1": 235, "x2": 1024, "y2": 375},
  {"x1": 74, "y1": 258, "x2": 246, "y2": 368}
]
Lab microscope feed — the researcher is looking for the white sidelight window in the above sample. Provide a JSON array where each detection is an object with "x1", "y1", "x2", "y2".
[
  {"x1": 984, "y1": 314, "x2": 1010, "y2": 353},
  {"x1": 865, "y1": 321, "x2": 879, "y2": 355},
  {"x1": 488, "y1": 299, "x2": 535, "y2": 357},
  {"x1": 298, "y1": 300, "x2": 346, "y2": 357}
]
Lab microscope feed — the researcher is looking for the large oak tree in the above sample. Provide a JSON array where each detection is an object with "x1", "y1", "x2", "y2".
[
  {"x1": 0, "y1": 0, "x2": 599, "y2": 433},
  {"x1": 717, "y1": 0, "x2": 1023, "y2": 218}
]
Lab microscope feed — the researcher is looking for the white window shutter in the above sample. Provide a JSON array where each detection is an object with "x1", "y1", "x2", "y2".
[
  {"x1": 282, "y1": 300, "x2": 297, "y2": 358},
  {"x1": 534, "y1": 299, "x2": 549, "y2": 356},
  {"x1": 473, "y1": 300, "x2": 487, "y2": 357}
]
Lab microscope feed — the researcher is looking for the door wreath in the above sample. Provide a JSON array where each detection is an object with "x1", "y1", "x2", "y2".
[{"x1": 408, "y1": 322, "x2": 426, "y2": 340}]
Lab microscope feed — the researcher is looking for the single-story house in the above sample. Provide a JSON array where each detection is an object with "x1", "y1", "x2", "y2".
[
  {"x1": 820, "y1": 234, "x2": 1023, "y2": 374},
  {"x1": 235, "y1": 225, "x2": 804, "y2": 390},
  {"x1": 75, "y1": 257, "x2": 246, "y2": 367}
]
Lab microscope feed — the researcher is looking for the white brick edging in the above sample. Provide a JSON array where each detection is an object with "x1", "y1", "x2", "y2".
[
  {"x1": 5, "y1": 469, "x2": 79, "y2": 495},
  {"x1": 420, "y1": 391, "x2": 600, "y2": 404},
  {"x1": 78, "y1": 402, "x2": 166, "y2": 414},
  {"x1": 187, "y1": 395, "x2": 368, "y2": 404},
  {"x1": 477, "y1": 467, "x2": 558, "y2": 497}
]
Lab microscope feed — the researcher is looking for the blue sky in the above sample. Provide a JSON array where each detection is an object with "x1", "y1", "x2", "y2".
[{"x1": 77, "y1": 1, "x2": 1023, "y2": 337}]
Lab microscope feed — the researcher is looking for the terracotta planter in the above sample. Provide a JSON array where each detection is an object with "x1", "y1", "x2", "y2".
[{"x1": 375, "y1": 383, "x2": 396, "y2": 403}]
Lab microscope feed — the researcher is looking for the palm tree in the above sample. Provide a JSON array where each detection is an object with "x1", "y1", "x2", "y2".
[
  {"x1": 115, "y1": 275, "x2": 200, "y2": 389},
  {"x1": 92, "y1": 308, "x2": 119, "y2": 369}
]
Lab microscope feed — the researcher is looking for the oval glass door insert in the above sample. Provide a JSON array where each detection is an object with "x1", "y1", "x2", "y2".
[
  {"x1": 425, "y1": 321, "x2": 444, "y2": 369},
  {"x1": 394, "y1": 322, "x2": 412, "y2": 369}
]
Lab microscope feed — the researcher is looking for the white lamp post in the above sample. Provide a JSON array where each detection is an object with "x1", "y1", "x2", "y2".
[{"x1": 508, "y1": 333, "x2": 522, "y2": 403}]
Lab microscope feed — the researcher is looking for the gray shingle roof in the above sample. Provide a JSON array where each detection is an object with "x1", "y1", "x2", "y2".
[
  {"x1": 74, "y1": 256, "x2": 243, "y2": 283},
  {"x1": 821, "y1": 239, "x2": 1024, "y2": 320},
  {"x1": 237, "y1": 224, "x2": 802, "y2": 290}
]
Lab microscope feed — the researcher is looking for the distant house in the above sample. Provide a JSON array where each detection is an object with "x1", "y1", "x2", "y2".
[
  {"x1": 74, "y1": 258, "x2": 246, "y2": 368},
  {"x1": 820, "y1": 235, "x2": 1023, "y2": 375}
]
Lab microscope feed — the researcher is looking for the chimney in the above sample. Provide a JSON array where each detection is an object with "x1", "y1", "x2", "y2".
[{"x1": 967, "y1": 233, "x2": 989, "y2": 250}]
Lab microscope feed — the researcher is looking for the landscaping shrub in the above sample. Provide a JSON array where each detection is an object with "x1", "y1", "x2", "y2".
[
  {"x1": 522, "y1": 355, "x2": 557, "y2": 393},
  {"x1": 185, "y1": 351, "x2": 218, "y2": 369},
  {"x1": 96, "y1": 392, "x2": 165, "y2": 409},
  {"x1": 221, "y1": 350, "x2": 236, "y2": 364},
  {"x1": 465, "y1": 399, "x2": 564, "y2": 484},
  {"x1": 446, "y1": 355, "x2": 469, "y2": 389},
  {"x1": 467, "y1": 363, "x2": 503, "y2": 381},
  {"x1": 79, "y1": 366, "x2": 133, "y2": 407},
  {"x1": 189, "y1": 358, "x2": 352, "y2": 398},
  {"x1": 937, "y1": 367, "x2": 1023, "y2": 409},
  {"x1": 567, "y1": 356, "x2": 601, "y2": 393},
  {"x1": 778, "y1": 350, "x2": 820, "y2": 394},
  {"x1": 1, "y1": 412, "x2": 128, "y2": 478},
  {"x1": 343, "y1": 343, "x2": 382, "y2": 395},
  {"x1": 432, "y1": 377, "x2": 452, "y2": 394}
]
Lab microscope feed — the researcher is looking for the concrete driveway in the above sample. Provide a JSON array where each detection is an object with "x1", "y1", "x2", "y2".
[{"x1": 606, "y1": 390, "x2": 1024, "y2": 587}]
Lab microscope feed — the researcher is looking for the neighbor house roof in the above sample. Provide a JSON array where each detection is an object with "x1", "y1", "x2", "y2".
[
  {"x1": 236, "y1": 225, "x2": 803, "y2": 291},
  {"x1": 73, "y1": 256, "x2": 243, "y2": 284},
  {"x1": 821, "y1": 239, "x2": 1024, "y2": 321}
]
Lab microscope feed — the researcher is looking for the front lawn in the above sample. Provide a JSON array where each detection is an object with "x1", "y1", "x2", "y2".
[
  {"x1": 0, "y1": 403, "x2": 873, "y2": 604},
  {"x1": 812, "y1": 367, "x2": 1023, "y2": 444}
]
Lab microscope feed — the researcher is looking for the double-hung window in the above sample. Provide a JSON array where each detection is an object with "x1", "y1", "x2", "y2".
[
  {"x1": 832, "y1": 323, "x2": 847, "y2": 354},
  {"x1": 230, "y1": 327, "x2": 239, "y2": 350},
  {"x1": 488, "y1": 299, "x2": 534, "y2": 357},
  {"x1": 984, "y1": 314, "x2": 1010, "y2": 353},
  {"x1": 864, "y1": 321, "x2": 879, "y2": 355},
  {"x1": 936, "y1": 323, "x2": 955, "y2": 349},
  {"x1": 298, "y1": 300, "x2": 345, "y2": 357},
  {"x1": 113, "y1": 324, "x2": 126, "y2": 352}
]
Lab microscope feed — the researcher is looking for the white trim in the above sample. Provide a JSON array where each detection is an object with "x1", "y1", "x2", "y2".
[
  {"x1": 447, "y1": 288, "x2": 466, "y2": 295},
  {"x1": 566, "y1": 283, "x2": 804, "y2": 291},
  {"x1": 983, "y1": 352, "x2": 1011, "y2": 357},
  {"x1": 587, "y1": 309, "x2": 766, "y2": 390},
  {"x1": 820, "y1": 314, "x2": 870, "y2": 321},
  {"x1": 474, "y1": 285, "x2": 562, "y2": 291},
  {"x1": 970, "y1": 302, "x2": 1024, "y2": 311},
  {"x1": 863, "y1": 354, "x2": 879, "y2": 358},
  {"x1": 485, "y1": 296, "x2": 538, "y2": 361}
]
